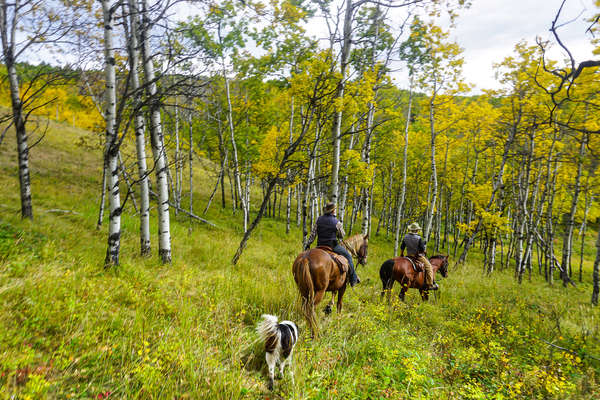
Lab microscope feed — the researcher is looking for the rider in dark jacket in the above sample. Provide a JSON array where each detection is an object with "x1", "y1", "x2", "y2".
[
  {"x1": 304, "y1": 202, "x2": 359, "y2": 287},
  {"x1": 400, "y1": 222, "x2": 438, "y2": 290}
]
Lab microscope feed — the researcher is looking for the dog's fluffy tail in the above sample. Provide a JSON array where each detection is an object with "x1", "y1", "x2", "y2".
[{"x1": 257, "y1": 314, "x2": 280, "y2": 350}]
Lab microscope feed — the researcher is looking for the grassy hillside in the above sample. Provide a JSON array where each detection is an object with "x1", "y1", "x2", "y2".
[{"x1": 1, "y1": 119, "x2": 599, "y2": 399}]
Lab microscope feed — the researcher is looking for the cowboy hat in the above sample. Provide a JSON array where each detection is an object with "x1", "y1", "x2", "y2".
[
  {"x1": 408, "y1": 222, "x2": 421, "y2": 232},
  {"x1": 323, "y1": 202, "x2": 336, "y2": 213}
]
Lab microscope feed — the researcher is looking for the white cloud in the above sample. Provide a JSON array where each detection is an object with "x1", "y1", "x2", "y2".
[{"x1": 450, "y1": 0, "x2": 597, "y2": 92}]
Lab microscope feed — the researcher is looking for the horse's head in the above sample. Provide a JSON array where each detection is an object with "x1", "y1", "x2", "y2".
[
  {"x1": 357, "y1": 233, "x2": 369, "y2": 266},
  {"x1": 438, "y1": 255, "x2": 449, "y2": 278}
]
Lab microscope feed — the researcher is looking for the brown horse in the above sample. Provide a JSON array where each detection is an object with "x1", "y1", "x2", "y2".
[
  {"x1": 292, "y1": 234, "x2": 368, "y2": 337},
  {"x1": 379, "y1": 255, "x2": 449, "y2": 302}
]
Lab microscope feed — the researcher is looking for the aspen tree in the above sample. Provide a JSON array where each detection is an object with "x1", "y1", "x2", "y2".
[
  {"x1": 126, "y1": 0, "x2": 151, "y2": 256},
  {"x1": 0, "y1": 1, "x2": 77, "y2": 219},
  {"x1": 140, "y1": 0, "x2": 171, "y2": 263},
  {"x1": 100, "y1": 0, "x2": 121, "y2": 267}
]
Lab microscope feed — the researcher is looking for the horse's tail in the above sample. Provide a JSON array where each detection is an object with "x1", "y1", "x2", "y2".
[
  {"x1": 297, "y1": 255, "x2": 317, "y2": 337},
  {"x1": 379, "y1": 259, "x2": 395, "y2": 298}
]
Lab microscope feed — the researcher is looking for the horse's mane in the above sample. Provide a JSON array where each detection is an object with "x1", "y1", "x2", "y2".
[
  {"x1": 430, "y1": 255, "x2": 447, "y2": 260},
  {"x1": 343, "y1": 234, "x2": 365, "y2": 253}
]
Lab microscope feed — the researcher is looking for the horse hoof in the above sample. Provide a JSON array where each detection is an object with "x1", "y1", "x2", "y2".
[{"x1": 324, "y1": 305, "x2": 332, "y2": 315}]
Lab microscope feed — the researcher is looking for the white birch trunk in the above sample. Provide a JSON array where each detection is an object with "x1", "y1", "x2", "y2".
[
  {"x1": 101, "y1": 0, "x2": 121, "y2": 267},
  {"x1": 188, "y1": 111, "x2": 193, "y2": 216},
  {"x1": 561, "y1": 132, "x2": 586, "y2": 285},
  {"x1": 361, "y1": 101, "x2": 375, "y2": 236},
  {"x1": 174, "y1": 98, "x2": 181, "y2": 213},
  {"x1": 424, "y1": 92, "x2": 438, "y2": 242},
  {"x1": 141, "y1": 0, "x2": 171, "y2": 263},
  {"x1": 223, "y1": 67, "x2": 247, "y2": 230},
  {"x1": 330, "y1": 0, "x2": 353, "y2": 206},
  {"x1": 0, "y1": 3, "x2": 32, "y2": 219},
  {"x1": 128, "y1": 0, "x2": 151, "y2": 256},
  {"x1": 286, "y1": 97, "x2": 294, "y2": 234},
  {"x1": 394, "y1": 82, "x2": 412, "y2": 256},
  {"x1": 339, "y1": 128, "x2": 356, "y2": 225}
]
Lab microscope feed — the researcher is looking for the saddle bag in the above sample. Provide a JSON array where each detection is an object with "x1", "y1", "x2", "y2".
[{"x1": 406, "y1": 256, "x2": 424, "y2": 272}]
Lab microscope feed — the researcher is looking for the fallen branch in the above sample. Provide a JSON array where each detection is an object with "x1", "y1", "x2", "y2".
[
  {"x1": 45, "y1": 209, "x2": 82, "y2": 215},
  {"x1": 537, "y1": 338, "x2": 600, "y2": 363},
  {"x1": 149, "y1": 190, "x2": 217, "y2": 228}
]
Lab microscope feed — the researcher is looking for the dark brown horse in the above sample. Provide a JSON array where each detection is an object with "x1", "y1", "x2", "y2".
[
  {"x1": 292, "y1": 234, "x2": 368, "y2": 337},
  {"x1": 379, "y1": 255, "x2": 449, "y2": 302}
]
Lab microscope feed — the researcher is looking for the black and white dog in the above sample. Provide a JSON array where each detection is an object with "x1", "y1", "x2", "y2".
[{"x1": 256, "y1": 314, "x2": 298, "y2": 390}]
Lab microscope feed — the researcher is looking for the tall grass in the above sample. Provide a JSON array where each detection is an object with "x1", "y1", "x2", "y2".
[{"x1": 0, "y1": 119, "x2": 599, "y2": 399}]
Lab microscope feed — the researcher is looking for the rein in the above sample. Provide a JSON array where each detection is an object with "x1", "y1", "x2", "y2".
[{"x1": 341, "y1": 239, "x2": 358, "y2": 257}]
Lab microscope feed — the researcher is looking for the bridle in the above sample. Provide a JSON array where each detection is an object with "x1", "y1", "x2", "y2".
[
  {"x1": 341, "y1": 239, "x2": 368, "y2": 266},
  {"x1": 357, "y1": 244, "x2": 368, "y2": 265}
]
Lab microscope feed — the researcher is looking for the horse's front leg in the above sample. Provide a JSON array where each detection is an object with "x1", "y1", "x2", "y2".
[
  {"x1": 419, "y1": 289, "x2": 429, "y2": 302},
  {"x1": 336, "y1": 284, "x2": 347, "y2": 313},
  {"x1": 324, "y1": 292, "x2": 335, "y2": 315}
]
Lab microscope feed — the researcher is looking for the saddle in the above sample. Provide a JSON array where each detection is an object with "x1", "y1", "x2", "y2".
[
  {"x1": 316, "y1": 246, "x2": 348, "y2": 274},
  {"x1": 404, "y1": 255, "x2": 424, "y2": 272}
]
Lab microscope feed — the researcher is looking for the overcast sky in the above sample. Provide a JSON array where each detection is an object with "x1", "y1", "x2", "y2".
[{"x1": 445, "y1": 0, "x2": 597, "y2": 93}]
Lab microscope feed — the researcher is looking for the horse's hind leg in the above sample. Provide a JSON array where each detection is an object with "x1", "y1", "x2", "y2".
[
  {"x1": 324, "y1": 292, "x2": 335, "y2": 315},
  {"x1": 399, "y1": 285, "x2": 408, "y2": 302},
  {"x1": 381, "y1": 279, "x2": 394, "y2": 304},
  {"x1": 336, "y1": 285, "x2": 347, "y2": 313}
]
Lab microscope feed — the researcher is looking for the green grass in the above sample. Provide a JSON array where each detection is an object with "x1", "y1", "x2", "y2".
[{"x1": 0, "y1": 118, "x2": 599, "y2": 399}]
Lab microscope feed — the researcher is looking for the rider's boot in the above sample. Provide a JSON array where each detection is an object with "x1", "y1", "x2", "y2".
[
  {"x1": 350, "y1": 273, "x2": 360, "y2": 287},
  {"x1": 427, "y1": 282, "x2": 439, "y2": 291}
]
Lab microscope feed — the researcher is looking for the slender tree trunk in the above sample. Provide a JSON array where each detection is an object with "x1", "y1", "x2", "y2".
[
  {"x1": 394, "y1": 81, "x2": 412, "y2": 256},
  {"x1": 295, "y1": 184, "x2": 301, "y2": 226},
  {"x1": 222, "y1": 63, "x2": 247, "y2": 230},
  {"x1": 117, "y1": 152, "x2": 138, "y2": 213},
  {"x1": 173, "y1": 98, "x2": 182, "y2": 213},
  {"x1": 330, "y1": 0, "x2": 353, "y2": 206},
  {"x1": 592, "y1": 228, "x2": 600, "y2": 306},
  {"x1": 141, "y1": 0, "x2": 171, "y2": 263},
  {"x1": 97, "y1": 163, "x2": 107, "y2": 229},
  {"x1": 101, "y1": 0, "x2": 121, "y2": 267},
  {"x1": 188, "y1": 111, "x2": 194, "y2": 227},
  {"x1": 349, "y1": 188, "x2": 359, "y2": 234},
  {"x1": 546, "y1": 157, "x2": 561, "y2": 285},
  {"x1": 579, "y1": 190, "x2": 592, "y2": 283},
  {"x1": 424, "y1": 91, "x2": 438, "y2": 242},
  {"x1": 339, "y1": 128, "x2": 356, "y2": 226},
  {"x1": 127, "y1": 0, "x2": 151, "y2": 255},
  {"x1": 286, "y1": 97, "x2": 294, "y2": 233},
  {"x1": 244, "y1": 161, "x2": 251, "y2": 227},
  {"x1": 0, "y1": 5, "x2": 32, "y2": 219},
  {"x1": 561, "y1": 132, "x2": 587, "y2": 286}
]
